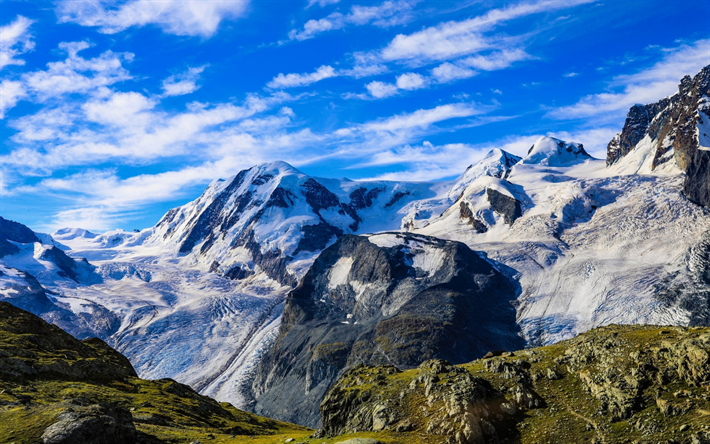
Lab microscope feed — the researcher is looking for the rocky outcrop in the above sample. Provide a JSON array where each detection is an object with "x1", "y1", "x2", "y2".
[
  {"x1": 606, "y1": 65, "x2": 710, "y2": 206},
  {"x1": 318, "y1": 324, "x2": 710, "y2": 444},
  {"x1": 252, "y1": 232, "x2": 522, "y2": 428},
  {"x1": 41, "y1": 403, "x2": 137, "y2": 444},
  {"x1": 486, "y1": 188, "x2": 522, "y2": 225},
  {"x1": 320, "y1": 360, "x2": 516, "y2": 443}
]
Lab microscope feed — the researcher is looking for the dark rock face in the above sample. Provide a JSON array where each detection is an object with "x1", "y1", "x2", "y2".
[
  {"x1": 39, "y1": 246, "x2": 80, "y2": 281},
  {"x1": 252, "y1": 233, "x2": 522, "y2": 427},
  {"x1": 459, "y1": 202, "x2": 487, "y2": 232},
  {"x1": 0, "y1": 216, "x2": 41, "y2": 244},
  {"x1": 41, "y1": 403, "x2": 137, "y2": 444},
  {"x1": 684, "y1": 141, "x2": 710, "y2": 207},
  {"x1": 486, "y1": 188, "x2": 522, "y2": 225},
  {"x1": 606, "y1": 65, "x2": 710, "y2": 207},
  {"x1": 0, "y1": 216, "x2": 42, "y2": 258}
]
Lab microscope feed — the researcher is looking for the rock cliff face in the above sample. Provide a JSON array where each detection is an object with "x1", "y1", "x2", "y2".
[
  {"x1": 319, "y1": 324, "x2": 710, "y2": 444},
  {"x1": 252, "y1": 232, "x2": 522, "y2": 428},
  {"x1": 607, "y1": 65, "x2": 710, "y2": 206}
]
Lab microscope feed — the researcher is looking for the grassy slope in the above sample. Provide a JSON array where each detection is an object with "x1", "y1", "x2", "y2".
[{"x1": 0, "y1": 302, "x2": 311, "y2": 443}]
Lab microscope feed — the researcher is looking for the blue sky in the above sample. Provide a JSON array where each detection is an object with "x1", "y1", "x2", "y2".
[{"x1": 1, "y1": 0, "x2": 708, "y2": 232}]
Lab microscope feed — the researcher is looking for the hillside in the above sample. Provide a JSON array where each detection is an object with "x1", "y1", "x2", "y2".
[
  {"x1": 0, "y1": 302, "x2": 311, "y2": 444},
  {"x1": 317, "y1": 324, "x2": 710, "y2": 444}
]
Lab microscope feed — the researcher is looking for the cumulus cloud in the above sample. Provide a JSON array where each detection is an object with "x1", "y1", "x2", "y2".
[
  {"x1": 289, "y1": 0, "x2": 418, "y2": 41},
  {"x1": 267, "y1": 65, "x2": 337, "y2": 89},
  {"x1": 396, "y1": 72, "x2": 427, "y2": 90},
  {"x1": 431, "y1": 62, "x2": 476, "y2": 83},
  {"x1": 24, "y1": 42, "x2": 133, "y2": 99},
  {"x1": 162, "y1": 65, "x2": 207, "y2": 97},
  {"x1": 56, "y1": 0, "x2": 249, "y2": 38},
  {"x1": 365, "y1": 80, "x2": 399, "y2": 98},
  {"x1": 0, "y1": 15, "x2": 34, "y2": 70},
  {"x1": 548, "y1": 39, "x2": 710, "y2": 120}
]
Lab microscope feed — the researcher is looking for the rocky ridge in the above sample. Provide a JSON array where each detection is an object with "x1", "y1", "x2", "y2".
[
  {"x1": 318, "y1": 324, "x2": 710, "y2": 444},
  {"x1": 607, "y1": 64, "x2": 710, "y2": 206}
]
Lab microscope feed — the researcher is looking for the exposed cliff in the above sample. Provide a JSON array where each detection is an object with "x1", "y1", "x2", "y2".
[
  {"x1": 252, "y1": 232, "x2": 522, "y2": 428},
  {"x1": 607, "y1": 65, "x2": 710, "y2": 206}
]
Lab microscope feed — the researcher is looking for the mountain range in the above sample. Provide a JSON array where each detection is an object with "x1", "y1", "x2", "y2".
[{"x1": 1, "y1": 65, "x2": 708, "y2": 431}]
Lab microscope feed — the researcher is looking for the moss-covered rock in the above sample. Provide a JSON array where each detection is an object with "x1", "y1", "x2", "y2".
[{"x1": 319, "y1": 324, "x2": 710, "y2": 444}]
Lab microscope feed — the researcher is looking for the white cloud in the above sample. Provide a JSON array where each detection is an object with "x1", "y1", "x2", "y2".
[
  {"x1": 83, "y1": 91, "x2": 156, "y2": 127},
  {"x1": 3, "y1": 89, "x2": 298, "y2": 174},
  {"x1": 0, "y1": 15, "x2": 34, "y2": 70},
  {"x1": 357, "y1": 72, "x2": 427, "y2": 99},
  {"x1": 431, "y1": 62, "x2": 476, "y2": 83},
  {"x1": 289, "y1": 0, "x2": 417, "y2": 41},
  {"x1": 56, "y1": 0, "x2": 249, "y2": 38},
  {"x1": 460, "y1": 48, "x2": 530, "y2": 70},
  {"x1": 307, "y1": 0, "x2": 341, "y2": 7},
  {"x1": 564, "y1": 72, "x2": 579, "y2": 77},
  {"x1": 396, "y1": 72, "x2": 427, "y2": 90},
  {"x1": 23, "y1": 42, "x2": 133, "y2": 100},
  {"x1": 379, "y1": 0, "x2": 591, "y2": 63},
  {"x1": 549, "y1": 39, "x2": 710, "y2": 120},
  {"x1": 360, "y1": 103, "x2": 480, "y2": 132},
  {"x1": 267, "y1": 65, "x2": 337, "y2": 89},
  {"x1": 162, "y1": 65, "x2": 207, "y2": 97},
  {"x1": 366, "y1": 80, "x2": 398, "y2": 98},
  {"x1": 0, "y1": 80, "x2": 26, "y2": 119}
]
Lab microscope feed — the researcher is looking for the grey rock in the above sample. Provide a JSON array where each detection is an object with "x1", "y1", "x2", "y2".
[
  {"x1": 252, "y1": 233, "x2": 522, "y2": 428},
  {"x1": 41, "y1": 404, "x2": 136, "y2": 444},
  {"x1": 486, "y1": 188, "x2": 522, "y2": 225}
]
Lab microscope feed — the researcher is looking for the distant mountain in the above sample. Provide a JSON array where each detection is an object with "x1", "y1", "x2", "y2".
[{"x1": 0, "y1": 217, "x2": 115, "y2": 339}]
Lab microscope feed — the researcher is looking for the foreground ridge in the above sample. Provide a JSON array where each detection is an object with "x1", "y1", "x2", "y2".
[
  {"x1": 0, "y1": 302, "x2": 311, "y2": 444},
  {"x1": 319, "y1": 324, "x2": 710, "y2": 444}
]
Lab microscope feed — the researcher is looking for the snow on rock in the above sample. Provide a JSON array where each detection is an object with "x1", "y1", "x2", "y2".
[
  {"x1": 447, "y1": 148, "x2": 521, "y2": 200},
  {"x1": 417, "y1": 149, "x2": 710, "y2": 346},
  {"x1": 521, "y1": 136, "x2": 592, "y2": 166},
  {"x1": 53, "y1": 227, "x2": 98, "y2": 240}
]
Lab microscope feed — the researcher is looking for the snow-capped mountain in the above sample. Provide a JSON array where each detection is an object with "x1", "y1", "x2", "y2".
[
  {"x1": 607, "y1": 65, "x2": 710, "y2": 206},
  {"x1": 1, "y1": 66, "x2": 708, "y2": 428}
]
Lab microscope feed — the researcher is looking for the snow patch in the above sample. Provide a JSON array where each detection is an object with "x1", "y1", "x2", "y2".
[{"x1": 327, "y1": 257, "x2": 353, "y2": 290}]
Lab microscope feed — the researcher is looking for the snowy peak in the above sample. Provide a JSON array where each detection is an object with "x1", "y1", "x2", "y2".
[
  {"x1": 606, "y1": 64, "x2": 710, "y2": 181},
  {"x1": 53, "y1": 227, "x2": 98, "y2": 241},
  {"x1": 521, "y1": 136, "x2": 591, "y2": 166},
  {"x1": 148, "y1": 161, "x2": 430, "y2": 286},
  {"x1": 447, "y1": 148, "x2": 522, "y2": 200}
]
